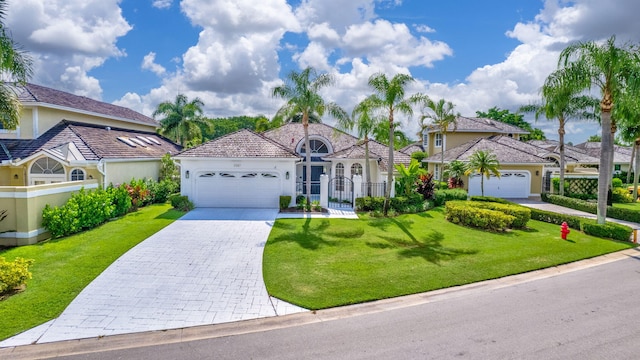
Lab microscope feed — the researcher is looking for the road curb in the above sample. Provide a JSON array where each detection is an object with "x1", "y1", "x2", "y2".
[{"x1": 2, "y1": 247, "x2": 639, "y2": 359}]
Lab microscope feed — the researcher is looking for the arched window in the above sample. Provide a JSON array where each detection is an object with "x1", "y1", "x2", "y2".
[
  {"x1": 351, "y1": 163, "x2": 363, "y2": 178},
  {"x1": 30, "y1": 157, "x2": 66, "y2": 185},
  {"x1": 300, "y1": 139, "x2": 329, "y2": 155},
  {"x1": 336, "y1": 163, "x2": 344, "y2": 191},
  {"x1": 70, "y1": 168, "x2": 86, "y2": 181}
]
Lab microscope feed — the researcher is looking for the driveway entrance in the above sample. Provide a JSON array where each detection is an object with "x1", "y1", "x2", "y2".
[{"x1": 2, "y1": 208, "x2": 306, "y2": 346}]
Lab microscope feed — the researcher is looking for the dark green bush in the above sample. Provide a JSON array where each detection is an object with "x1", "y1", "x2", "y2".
[
  {"x1": 445, "y1": 201, "x2": 515, "y2": 231},
  {"x1": 582, "y1": 220, "x2": 632, "y2": 241},
  {"x1": 433, "y1": 189, "x2": 468, "y2": 206},
  {"x1": 465, "y1": 201, "x2": 530, "y2": 228},
  {"x1": 147, "y1": 179, "x2": 179, "y2": 204},
  {"x1": 529, "y1": 208, "x2": 582, "y2": 229},
  {"x1": 469, "y1": 195, "x2": 511, "y2": 204},
  {"x1": 108, "y1": 184, "x2": 132, "y2": 217},
  {"x1": 279, "y1": 195, "x2": 292, "y2": 209},
  {"x1": 612, "y1": 178, "x2": 623, "y2": 188},
  {"x1": 355, "y1": 196, "x2": 385, "y2": 212},
  {"x1": 169, "y1": 195, "x2": 194, "y2": 212},
  {"x1": 543, "y1": 193, "x2": 640, "y2": 223}
]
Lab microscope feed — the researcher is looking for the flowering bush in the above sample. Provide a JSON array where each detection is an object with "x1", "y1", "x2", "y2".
[{"x1": 0, "y1": 257, "x2": 34, "y2": 295}]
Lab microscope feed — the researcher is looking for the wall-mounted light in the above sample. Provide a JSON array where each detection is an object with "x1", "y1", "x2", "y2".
[
  {"x1": 185, "y1": 170, "x2": 190, "y2": 179},
  {"x1": 88, "y1": 175, "x2": 93, "y2": 179},
  {"x1": 285, "y1": 171, "x2": 290, "y2": 180},
  {"x1": 13, "y1": 174, "x2": 18, "y2": 180},
  {"x1": 536, "y1": 170, "x2": 539, "y2": 176}
]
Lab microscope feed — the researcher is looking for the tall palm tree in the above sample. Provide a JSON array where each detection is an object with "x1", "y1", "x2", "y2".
[
  {"x1": 420, "y1": 98, "x2": 459, "y2": 183},
  {"x1": 464, "y1": 150, "x2": 500, "y2": 197},
  {"x1": 520, "y1": 71, "x2": 598, "y2": 196},
  {"x1": 346, "y1": 98, "x2": 385, "y2": 196},
  {"x1": 365, "y1": 73, "x2": 424, "y2": 215},
  {"x1": 271, "y1": 67, "x2": 349, "y2": 205},
  {"x1": 153, "y1": 94, "x2": 207, "y2": 147},
  {"x1": 555, "y1": 36, "x2": 639, "y2": 224},
  {"x1": 614, "y1": 95, "x2": 640, "y2": 200},
  {"x1": 0, "y1": 0, "x2": 33, "y2": 129}
]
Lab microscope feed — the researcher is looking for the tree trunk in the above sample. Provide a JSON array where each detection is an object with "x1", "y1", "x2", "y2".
[
  {"x1": 559, "y1": 118, "x2": 566, "y2": 197},
  {"x1": 627, "y1": 143, "x2": 635, "y2": 184},
  {"x1": 364, "y1": 135, "x2": 372, "y2": 197},
  {"x1": 597, "y1": 98, "x2": 613, "y2": 225},
  {"x1": 384, "y1": 111, "x2": 394, "y2": 216},
  {"x1": 440, "y1": 131, "x2": 445, "y2": 183},
  {"x1": 303, "y1": 115, "x2": 312, "y2": 210},
  {"x1": 481, "y1": 174, "x2": 485, "y2": 197},
  {"x1": 634, "y1": 140, "x2": 640, "y2": 201}
]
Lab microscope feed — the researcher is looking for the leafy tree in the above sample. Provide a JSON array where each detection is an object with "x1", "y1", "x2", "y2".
[
  {"x1": 587, "y1": 135, "x2": 601, "y2": 142},
  {"x1": 464, "y1": 150, "x2": 500, "y2": 197},
  {"x1": 0, "y1": 0, "x2": 33, "y2": 129},
  {"x1": 420, "y1": 98, "x2": 459, "y2": 182},
  {"x1": 371, "y1": 121, "x2": 414, "y2": 149},
  {"x1": 614, "y1": 94, "x2": 640, "y2": 198},
  {"x1": 272, "y1": 67, "x2": 349, "y2": 205},
  {"x1": 153, "y1": 94, "x2": 208, "y2": 147},
  {"x1": 364, "y1": 73, "x2": 424, "y2": 215},
  {"x1": 555, "y1": 35, "x2": 639, "y2": 224},
  {"x1": 204, "y1": 115, "x2": 271, "y2": 140},
  {"x1": 476, "y1": 107, "x2": 546, "y2": 141},
  {"x1": 520, "y1": 72, "x2": 598, "y2": 196}
]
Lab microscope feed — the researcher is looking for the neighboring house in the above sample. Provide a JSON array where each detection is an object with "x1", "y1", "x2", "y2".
[
  {"x1": 424, "y1": 135, "x2": 551, "y2": 198},
  {"x1": 574, "y1": 141, "x2": 633, "y2": 174},
  {"x1": 175, "y1": 123, "x2": 411, "y2": 208},
  {"x1": 0, "y1": 83, "x2": 181, "y2": 246},
  {"x1": 399, "y1": 142, "x2": 425, "y2": 156}
]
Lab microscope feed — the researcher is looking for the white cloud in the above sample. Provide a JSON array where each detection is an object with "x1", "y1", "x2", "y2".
[
  {"x1": 142, "y1": 52, "x2": 167, "y2": 76},
  {"x1": 152, "y1": 0, "x2": 173, "y2": 9},
  {"x1": 5, "y1": 0, "x2": 131, "y2": 99}
]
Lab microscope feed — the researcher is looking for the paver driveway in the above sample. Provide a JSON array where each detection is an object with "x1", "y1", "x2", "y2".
[{"x1": 2, "y1": 208, "x2": 306, "y2": 346}]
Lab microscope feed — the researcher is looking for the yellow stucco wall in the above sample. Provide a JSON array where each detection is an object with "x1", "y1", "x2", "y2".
[
  {"x1": 0, "y1": 180, "x2": 99, "y2": 246},
  {"x1": 104, "y1": 160, "x2": 161, "y2": 186},
  {"x1": 0, "y1": 160, "x2": 103, "y2": 187}
]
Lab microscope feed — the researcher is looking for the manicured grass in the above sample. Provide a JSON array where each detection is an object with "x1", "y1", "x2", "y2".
[
  {"x1": 263, "y1": 207, "x2": 635, "y2": 310},
  {"x1": 612, "y1": 202, "x2": 640, "y2": 211},
  {"x1": 0, "y1": 204, "x2": 184, "y2": 341}
]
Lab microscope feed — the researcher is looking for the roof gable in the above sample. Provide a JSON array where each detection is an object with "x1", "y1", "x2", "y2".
[
  {"x1": 425, "y1": 116, "x2": 529, "y2": 135},
  {"x1": 262, "y1": 123, "x2": 358, "y2": 153},
  {"x1": 176, "y1": 129, "x2": 299, "y2": 158}
]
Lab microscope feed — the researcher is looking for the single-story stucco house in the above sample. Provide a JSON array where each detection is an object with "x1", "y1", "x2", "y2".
[
  {"x1": 0, "y1": 83, "x2": 181, "y2": 245},
  {"x1": 175, "y1": 123, "x2": 411, "y2": 208}
]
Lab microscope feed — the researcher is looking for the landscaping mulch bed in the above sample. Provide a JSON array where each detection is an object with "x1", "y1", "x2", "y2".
[{"x1": 279, "y1": 207, "x2": 329, "y2": 214}]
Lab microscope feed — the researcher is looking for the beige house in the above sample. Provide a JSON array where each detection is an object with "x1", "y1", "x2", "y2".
[{"x1": 0, "y1": 83, "x2": 181, "y2": 246}]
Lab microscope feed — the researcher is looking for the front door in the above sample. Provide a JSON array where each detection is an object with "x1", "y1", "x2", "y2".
[{"x1": 302, "y1": 166, "x2": 323, "y2": 194}]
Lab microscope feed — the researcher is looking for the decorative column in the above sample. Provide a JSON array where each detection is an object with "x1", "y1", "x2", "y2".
[{"x1": 320, "y1": 174, "x2": 329, "y2": 208}]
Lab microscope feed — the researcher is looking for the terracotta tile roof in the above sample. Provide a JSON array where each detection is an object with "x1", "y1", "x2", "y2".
[
  {"x1": 17, "y1": 83, "x2": 158, "y2": 127},
  {"x1": 0, "y1": 121, "x2": 181, "y2": 162},
  {"x1": 262, "y1": 123, "x2": 358, "y2": 153},
  {"x1": 423, "y1": 116, "x2": 529, "y2": 135},
  {"x1": 424, "y1": 135, "x2": 551, "y2": 165},
  {"x1": 176, "y1": 129, "x2": 300, "y2": 158},
  {"x1": 574, "y1": 141, "x2": 632, "y2": 164}
]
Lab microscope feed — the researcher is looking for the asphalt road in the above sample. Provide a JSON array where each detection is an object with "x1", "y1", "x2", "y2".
[{"x1": 46, "y1": 257, "x2": 640, "y2": 359}]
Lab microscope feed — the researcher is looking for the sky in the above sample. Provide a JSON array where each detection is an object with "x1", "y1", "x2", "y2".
[{"x1": 5, "y1": 0, "x2": 640, "y2": 145}]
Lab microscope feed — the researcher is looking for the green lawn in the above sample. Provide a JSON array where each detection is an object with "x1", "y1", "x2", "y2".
[
  {"x1": 263, "y1": 207, "x2": 636, "y2": 310},
  {"x1": 0, "y1": 204, "x2": 184, "y2": 341},
  {"x1": 612, "y1": 202, "x2": 640, "y2": 211}
]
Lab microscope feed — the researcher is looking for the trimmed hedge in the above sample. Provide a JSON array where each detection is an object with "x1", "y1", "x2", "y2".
[
  {"x1": 542, "y1": 193, "x2": 640, "y2": 223},
  {"x1": 433, "y1": 189, "x2": 468, "y2": 206},
  {"x1": 529, "y1": 208, "x2": 582, "y2": 229},
  {"x1": 469, "y1": 195, "x2": 511, "y2": 204},
  {"x1": 355, "y1": 195, "x2": 427, "y2": 213},
  {"x1": 465, "y1": 201, "x2": 531, "y2": 228},
  {"x1": 582, "y1": 220, "x2": 633, "y2": 242},
  {"x1": 445, "y1": 201, "x2": 515, "y2": 231},
  {"x1": 279, "y1": 196, "x2": 292, "y2": 209}
]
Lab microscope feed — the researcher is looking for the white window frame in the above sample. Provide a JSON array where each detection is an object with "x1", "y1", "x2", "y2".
[
  {"x1": 70, "y1": 168, "x2": 86, "y2": 181},
  {"x1": 435, "y1": 133, "x2": 443, "y2": 148},
  {"x1": 422, "y1": 133, "x2": 429, "y2": 148},
  {"x1": 434, "y1": 164, "x2": 440, "y2": 181}
]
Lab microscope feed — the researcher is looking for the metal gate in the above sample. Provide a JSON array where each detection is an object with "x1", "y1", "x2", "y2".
[{"x1": 328, "y1": 177, "x2": 354, "y2": 208}]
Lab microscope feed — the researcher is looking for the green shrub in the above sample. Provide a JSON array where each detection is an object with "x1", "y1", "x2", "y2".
[
  {"x1": 108, "y1": 184, "x2": 132, "y2": 217},
  {"x1": 279, "y1": 196, "x2": 292, "y2": 209},
  {"x1": 169, "y1": 195, "x2": 194, "y2": 212},
  {"x1": 612, "y1": 178, "x2": 623, "y2": 188},
  {"x1": 465, "y1": 201, "x2": 530, "y2": 228},
  {"x1": 147, "y1": 179, "x2": 179, "y2": 204},
  {"x1": 125, "y1": 179, "x2": 151, "y2": 209},
  {"x1": 582, "y1": 220, "x2": 632, "y2": 242},
  {"x1": 0, "y1": 257, "x2": 34, "y2": 295},
  {"x1": 542, "y1": 193, "x2": 640, "y2": 223},
  {"x1": 445, "y1": 201, "x2": 515, "y2": 231},
  {"x1": 469, "y1": 195, "x2": 511, "y2": 204},
  {"x1": 311, "y1": 200, "x2": 322, "y2": 211},
  {"x1": 355, "y1": 196, "x2": 386, "y2": 212},
  {"x1": 611, "y1": 187, "x2": 633, "y2": 203},
  {"x1": 433, "y1": 189, "x2": 468, "y2": 206},
  {"x1": 529, "y1": 208, "x2": 582, "y2": 229}
]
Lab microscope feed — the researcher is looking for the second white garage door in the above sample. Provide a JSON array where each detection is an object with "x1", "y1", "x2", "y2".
[
  {"x1": 195, "y1": 171, "x2": 281, "y2": 208},
  {"x1": 468, "y1": 171, "x2": 530, "y2": 198}
]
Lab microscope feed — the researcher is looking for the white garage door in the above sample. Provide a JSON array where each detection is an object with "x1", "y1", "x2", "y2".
[
  {"x1": 468, "y1": 171, "x2": 530, "y2": 198},
  {"x1": 195, "y1": 171, "x2": 281, "y2": 208}
]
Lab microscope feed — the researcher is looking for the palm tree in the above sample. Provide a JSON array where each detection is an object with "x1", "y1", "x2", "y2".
[
  {"x1": 555, "y1": 36, "x2": 639, "y2": 224},
  {"x1": 343, "y1": 98, "x2": 385, "y2": 196},
  {"x1": 365, "y1": 73, "x2": 424, "y2": 215},
  {"x1": 153, "y1": 94, "x2": 207, "y2": 147},
  {"x1": 464, "y1": 150, "x2": 500, "y2": 197},
  {"x1": 614, "y1": 95, "x2": 640, "y2": 200},
  {"x1": 520, "y1": 71, "x2": 598, "y2": 196},
  {"x1": 420, "y1": 98, "x2": 459, "y2": 183},
  {"x1": 0, "y1": 0, "x2": 33, "y2": 129},
  {"x1": 271, "y1": 67, "x2": 349, "y2": 206}
]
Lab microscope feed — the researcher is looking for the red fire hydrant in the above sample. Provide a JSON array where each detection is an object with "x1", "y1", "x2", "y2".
[{"x1": 561, "y1": 222, "x2": 570, "y2": 240}]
